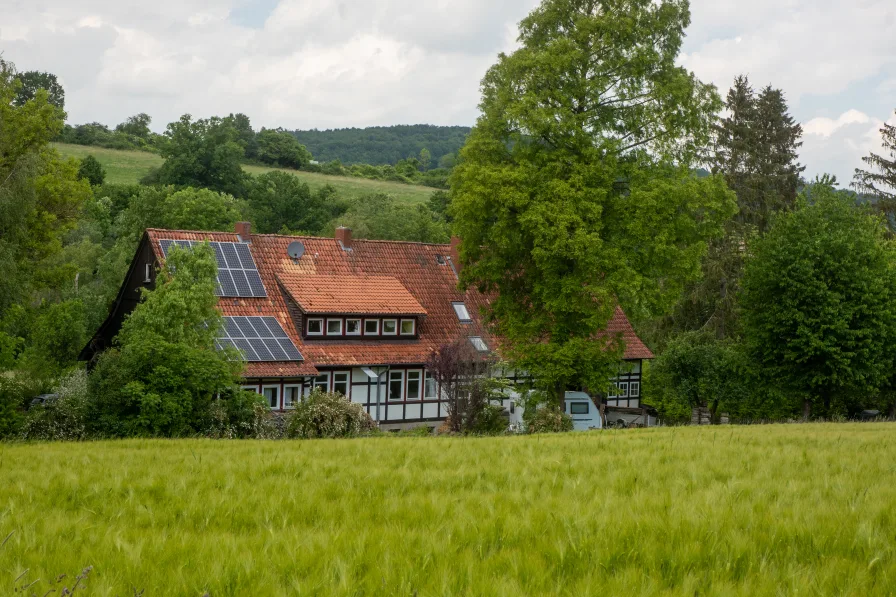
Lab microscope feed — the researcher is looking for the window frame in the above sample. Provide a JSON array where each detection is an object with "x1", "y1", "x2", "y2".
[
  {"x1": 424, "y1": 371, "x2": 437, "y2": 400},
  {"x1": 630, "y1": 381, "x2": 640, "y2": 398},
  {"x1": 400, "y1": 319, "x2": 416, "y2": 336},
  {"x1": 452, "y1": 302, "x2": 472, "y2": 323},
  {"x1": 241, "y1": 385, "x2": 260, "y2": 394},
  {"x1": 326, "y1": 318, "x2": 343, "y2": 336},
  {"x1": 306, "y1": 318, "x2": 324, "y2": 336},
  {"x1": 617, "y1": 382, "x2": 629, "y2": 398},
  {"x1": 345, "y1": 318, "x2": 362, "y2": 336},
  {"x1": 382, "y1": 319, "x2": 398, "y2": 336},
  {"x1": 332, "y1": 371, "x2": 350, "y2": 396},
  {"x1": 144, "y1": 263, "x2": 153, "y2": 283},
  {"x1": 262, "y1": 384, "x2": 281, "y2": 410},
  {"x1": 406, "y1": 370, "x2": 422, "y2": 401},
  {"x1": 283, "y1": 384, "x2": 301, "y2": 409},
  {"x1": 307, "y1": 372, "x2": 330, "y2": 395},
  {"x1": 469, "y1": 336, "x2": 488, "y2": 352},
  {"x1": 388, "y1": 370, "x2": 404, "y2": 401},
  {"x1": 569, "y1": 401, "x2": 590, "y2": 415},
  {"x1": 364, "y1": 319, "x2": 380, "y2": 336}
]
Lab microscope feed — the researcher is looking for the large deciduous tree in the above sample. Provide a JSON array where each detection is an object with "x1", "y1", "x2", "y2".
[
  {"x1": 853, "y1": 109, "x2": 896, "y2": 231},
  {"x1": 255, "y1": 128, "x2": 312, "y2": 169},
  {"x1": 740, "y1": 181, "x2": 896, "y2": 419},
  {"x1": 12, "y1": 70, "x2": 65, "y2": 110},
  {"x1": 449, "y1": 0, "x2": 736, "y2": 404},
  {"x1": 157, "y1": 114, "x2": 247, "y2": 196}
]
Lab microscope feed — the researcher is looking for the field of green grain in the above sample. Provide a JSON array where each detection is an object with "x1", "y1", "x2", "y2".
[
  {"x1": 2, "y1": 424, "x2": 894, "y2": 595},
  {"x1": 52, "y1": 143, "x2": 434, "y2": 205}
]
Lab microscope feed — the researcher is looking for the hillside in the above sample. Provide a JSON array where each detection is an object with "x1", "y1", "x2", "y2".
[
  {"x1": 52, "y1": 143, "x2": 436, "y2": 205},
  {"x1": 291, "y1": 124, "x2": 471, "y2": 165}
]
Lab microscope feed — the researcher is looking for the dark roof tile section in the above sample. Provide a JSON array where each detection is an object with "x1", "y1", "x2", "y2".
[{"x1": 278, "y1": 273, "x2": 426, "y2": 315}]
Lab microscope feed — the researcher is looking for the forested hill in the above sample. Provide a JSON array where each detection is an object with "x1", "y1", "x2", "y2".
[{"x1": 290, "y1": 124, "x2": 471, "y2": 166}]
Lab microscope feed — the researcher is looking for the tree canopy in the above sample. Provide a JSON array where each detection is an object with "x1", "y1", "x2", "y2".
[
  {"x1": 157, "y1": 115, "x2": 247, "y2": 196},
  {"x1": 853, "y1": 109, "x2": 896, "y2": 230}
]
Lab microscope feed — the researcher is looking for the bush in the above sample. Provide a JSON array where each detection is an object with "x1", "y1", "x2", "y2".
[
  {"x1": 0, "y1": 377, "x2": 28, "y2": 438},
  {"x1": 77, "y1": 155, "x2": 106, "y2": 186},
  {"x1": 285, "y1": 389, "x2": 375, "y2": 439},
  {"x1": 527, "y1": 406, "x2": 574, "y2": 434},
  {"x1": 204, "y1": 388, "x2": 273, "y2": 439},
  {"x1": 469, "y1": 403, "x2": 509, "y2": 435},
  {"x1": 21, "y1": 370, "x2": 89, "y2": 441}
]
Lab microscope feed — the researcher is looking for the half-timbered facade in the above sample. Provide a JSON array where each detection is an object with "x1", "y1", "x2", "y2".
[{"x1": 81, "y1": 223, "x2": 653, "y2": 427}]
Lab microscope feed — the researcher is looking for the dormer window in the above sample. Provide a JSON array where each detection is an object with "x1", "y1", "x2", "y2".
[
  {"x1": 326, "y1": 319, "x2": 343, "y2": 335},
  {"x1": 453, "y1": 302, "x2": 471, "y2": 323},
  {"x1": 469, "y1": 336, "x2": 488, "y2": 352},
  {"x1": 364, "y1": 319, "x2": 380, "y2": 335},
  {"x1": 400, "y1": 319, "x2": 416, "y2": 335},
  {"x1": 382, "y1": 319, "x2": 398, "y2": 335},
  {"x1": 346, "y1": 319, "x2": 361, "y2": 335},
  {"x1": 307, "y1": 318, "x2": 323, "y2": 336}
]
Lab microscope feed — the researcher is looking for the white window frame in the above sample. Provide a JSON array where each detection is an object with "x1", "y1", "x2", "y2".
[
  {"x1": 144, "y1": 263, "x2": 153, "y2": 283},
  {"x1": 400, "y1": 319, "x2": 416, "y2": 336},
  {"x1": 332, "y1": 371, "x2": 350, "y2": 396},
  {"x1": 345, "y1": 319, "x2": 362, "y2": 336},
  {"x1": 618, "y1": 382, "x2": 629, "y2": 398},
  {"x1": 306, "y1": 318, "x2": 324, "y2": 336},
  {"x1": 608, "y1": 383, "x2": 618, "y2": 398},
  {"x1": 388, "y1": 370, "x2": 404, "y2": 401},
  {"x1": 382, "y1": 319, "x2": 398, "y2": 336},
  {"x1": 424, "y1": 371, "x2": 437, "y2": 400},
  {"x1": 306, "y1": 372, "x2": 330, "y2": 395},
  {"x1": 326, "y1": 318, "x2": 343, "y2": 336},
  {"x1": 262, "y1": 385, "x2": 281, "y2": 409},
  {"x1": 630, "y1": 381, "x2": 640, "y2": 398},
  {"x1": 406, "y1": 370, "x2": 422, "y2": 401},
  {"x1": 469, "y1": 336, "x2": 488, "y2": 352},
  {"x1": 364, "y1": 319, "x2": 380, "y2": 335},
  {"x1": 452, "y1": 302, "x2": 471, "y2": 322},
  {"x1": 283, "y1": 384, "x2": 301, "y2": 409}
]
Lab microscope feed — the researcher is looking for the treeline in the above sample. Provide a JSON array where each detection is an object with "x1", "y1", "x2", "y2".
[{"x1": 291, "y1": 125, "x2": 470, "y2": 166}]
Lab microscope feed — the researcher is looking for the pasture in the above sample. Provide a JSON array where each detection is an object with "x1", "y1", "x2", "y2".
[
  {"x1": 1, "y1": 424, "x2": 895, "y2": 595},
  {"x1": 51, "y1": 143, "x2": 435, "y2": 205}
]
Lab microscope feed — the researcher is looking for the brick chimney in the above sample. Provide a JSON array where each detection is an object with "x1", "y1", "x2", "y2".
[
  {"x1": 235, "y1": 221, "x2": 251, "y2": 242},
  {"x1": 336, "y1": 226, "x2": 352, "y2": 251}
]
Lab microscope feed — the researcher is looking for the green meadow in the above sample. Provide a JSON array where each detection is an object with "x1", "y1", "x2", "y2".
[
  {"x1": 51, "y1": 143, "x2": 434, "y2": 205},
  {"x1": 2, "y1": 424, "x2": 895, "y2": 595}
]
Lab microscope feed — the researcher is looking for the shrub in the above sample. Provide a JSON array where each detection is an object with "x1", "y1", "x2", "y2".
[
  {"x1": 527, "y1": 406, "x2": 574, "y2": 434},
  {"x1": 0, "y1": 378, "x2": 27, "y2": 438},
  {"x1": 21, "y1": 369, "x2": 89, "y2": 441},
  {"x1": 77, "y1": 155, "x2": 106, "y2": 186},
  {"x1": 469, "y1": 403, "x2": 509, "y2": 435},
  {"x1": 204, "y1": 388, "x2": 275, "y2": 439},
  {"x1": 286, "y1": 389, "x2": 375, "y2": 439}
]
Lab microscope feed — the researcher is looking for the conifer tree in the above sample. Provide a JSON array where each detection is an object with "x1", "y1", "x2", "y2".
[{"x1": 853, "y1": 110, "x2": 896, "y2": 230}]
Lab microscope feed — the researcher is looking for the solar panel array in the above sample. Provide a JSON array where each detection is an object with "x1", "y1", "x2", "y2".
[
  {"x1": 159, "y1": 240, "x2": 266, "y2": 298},
  {"x1": 217, "y1": 316, "x2": 303, "y2": 362}
]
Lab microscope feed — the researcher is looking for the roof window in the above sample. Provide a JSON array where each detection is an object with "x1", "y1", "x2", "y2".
[
  {"x1": 469, "y1": 336, "x2": 488, "y2": 352},
  {"x1": 436, "y1": 255, "x2": 447, "y2": 265},
  {"x1": 453, "y1": 302, "x2": 472, "y2": 323}
]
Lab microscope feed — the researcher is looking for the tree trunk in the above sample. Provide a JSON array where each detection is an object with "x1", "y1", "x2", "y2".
[
  {"x1": 552, "y1": 382, "x2": 565, "y2": 412},
  {"x1": 802, "y1": 398, "x2": 811, "y2": 421},
  {"x1": 889, "y1": 401, "x2": 896, "y2": 421},
  {"x1": 708, "y1": 401, "x2": 719, "y2": 425}
]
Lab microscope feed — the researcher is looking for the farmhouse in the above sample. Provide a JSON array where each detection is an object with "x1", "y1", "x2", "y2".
[{"x1": 81, "y1": 223, "x2": 653, "y2": 427}]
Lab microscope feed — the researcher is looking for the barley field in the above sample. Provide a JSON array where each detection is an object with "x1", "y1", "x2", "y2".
[
  {"x1": 1, "y1": 424, "x2": 894, "y2": 595},
  {"x1": 51, "y1": 143, "x2": 435, "y2": 205}
]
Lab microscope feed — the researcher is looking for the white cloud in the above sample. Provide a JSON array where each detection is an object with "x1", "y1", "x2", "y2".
[
  {"x1": 803, "y1": 110, "x2": 871, "y2": 138},
  {"x1": 801, "y1": 110, "x2": 893, "y2": 184}
]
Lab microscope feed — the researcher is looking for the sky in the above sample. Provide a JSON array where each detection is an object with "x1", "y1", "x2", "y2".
[{"x1": 2, "y1": 0, "x2": 894, "y2": 183}]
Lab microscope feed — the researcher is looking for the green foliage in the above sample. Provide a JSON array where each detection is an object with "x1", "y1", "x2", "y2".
[
  {"x1": 0, "y1": 377, "x2": 30, "y2": 438},
  {"x1": 157, "y1": 114, "x2": 248, "y2": 196},
  {"x1": 87, "y1": 244, "x2": 244, "y2": 437},
  {"x1": 853, "y1": 109, "x2": 896, "y2": 229},
  {"x1": 285, "y1": 389, "x2": 376, "y2": 439},
  {"x1": 740, "y1": 182, "x2": 896, "y2": 418},
  {"x1": 115, "y1": 113, "x2": 152, "y2": 140},
  {"x1": 291, "y1": 125, "x2": 470, "y2": 165},
  {"x1": 255, "y1": 128, "x2": 312, "y2": 169},
  {"x1": 526, "y1": 405, "x2": 573, "y2": 434},
  {"x1": 247, "y1": 171, "x2": 346, "y2": 234},
  {"x1": 13, "y1": 69, "x2": 65, "y2": 110},
  {"x1": 77, "y1": 155, "x2": 106, "y2": 186},
  {"x1": 226, "y1": 113, "x2": 258, "y2": 159},
  {"x1": 204, "y1": 388, "x2": 271, "y2": 439},
  {"x1": 450, "y1": 0, "x2": 734, "y2": 403},
  {"x1": 20, "y1": 300, "x2": 87, "y2": 372},
  {"x1": 334, "y1": 193, "x2": 450, "y2": 243},
  {"x1": 20, "y1": 370, "x2": 90, "y2": 441}
]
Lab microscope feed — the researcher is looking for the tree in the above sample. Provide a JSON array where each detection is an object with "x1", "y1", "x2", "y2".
[
  {"x1": 449, "y1": 0, "x2": 735, "y2": 406},
  {"x1": 157, "y1": 114, "x2": 247, "y2": 196},
  {"x1": 13, "y1": 70, "x2": 65, "y2": 110},
  {"x1": 88, "y1": 243, "x2": 244, "y2": 436},
  {"x1": 740, "y1": 181, "x2": 896, "y2": 419},
  {"x1": 255, "y1": 128, "x2": 312, "y2": 169},
  {"x1": 419, "y1": 148, "x2": 431, "y2": 172},
  {"x1": 77, "y1": 155, "x2": 106, "y2": 186},
  {"x1": 226, "y1": 113, "x2": 258, "y2": 160},
  {"x1": 115, "y1": 113, "x2": 152, "y2": 140},
  {"x1": 853, "y1": 109, "x2": 896, "y2": 230},
  {"x1": 247, "y1": 173, "x2": 345, "y2": 234},
  {"x1": 334, "y1": 193, "x2": 449, "y2": 243}
]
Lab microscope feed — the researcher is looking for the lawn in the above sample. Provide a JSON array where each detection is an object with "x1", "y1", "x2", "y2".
[
  {"x1": 51, "y1": 143, "x2": 435, "y2": 205},
  {"x1": 2, "y1": 424, "x2": 895, "y2": 595}
]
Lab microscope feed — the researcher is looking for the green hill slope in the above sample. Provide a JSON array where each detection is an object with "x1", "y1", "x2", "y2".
[{"x1": 52, "y1": 143, "x2": 435, "y2": 205}]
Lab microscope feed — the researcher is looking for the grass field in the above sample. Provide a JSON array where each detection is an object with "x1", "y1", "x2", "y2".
[
  {"x1": 2, "y1": 424, "x2": 895, "y2": 595},
  {"x1": 52, "y1": 143, "x2": 435, "y2": 205}
]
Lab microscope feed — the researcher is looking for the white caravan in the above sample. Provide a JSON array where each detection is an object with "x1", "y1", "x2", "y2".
[{"x1": 505, "y1": 391, "x2": 603, "y2": 431}]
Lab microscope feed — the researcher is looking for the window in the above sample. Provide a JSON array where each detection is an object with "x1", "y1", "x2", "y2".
[
  {"x1": 436, "y1": 255, "x2": 446, "y2": 265},
  {"x1": 570, "y1": 402, "x2": 589, "y2": 415},
  {"x1": 307, "y1": 318, "x2": 323, "y2": 336},
  {"x1": 400, "y1": 319, "x2": 415, "y2": 335},
  {"x1": 382, "y1": 319, "x2": 398, "y2": 335},
  {"x1": 469, "y1": 336, "x2": 488, "y2": 352},
  {"x1": 310, "y1": 373, "x2": 329, "y2": 393},
  {"x1": 364, "y1": 319, "x2": 380, "y2": 335},
  {"x1": 617, "y1": 382, "x2": 629, "y2": 398},
  {"x1": 241, "y1": 385, "x2": 260, "y2": 394},
  {"x1": 388, "y1": 370, "x2": 404, "y2": 400},
  {"x1": 345, "y1": 319, "x2": 361, "y2": 335},
  {"x1": 262, "y1": 386, "x2": 280, "y2": 409},
  {"x1": 283, "y1": 385, "x2": 301, "y2": 409},
  {"x1": 406, "y1": 371, "x2": 422, "y2": 400},
  {"x1": 607, "y1": 383, "x2": 618, "y2": 398},
  {"x1": 144, "y1": 263, "x2": 153, "y2": 283},
  {"x1": 326, "y1": 319, "x2": 343, "y2": 335},
  {"x1": 453, "y1": 302, "x2": 471, "y2": 322},
  {"x1": 333, "y1": 372, "x2": 349, "y2": 396},
  {"x1": 424, "y1": 372, "x2": 437, "y2": 399},
  {"x1": 630, "y1": 382, "x2": 640, "y2": 398}
]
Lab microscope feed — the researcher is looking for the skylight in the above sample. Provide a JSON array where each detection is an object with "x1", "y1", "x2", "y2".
[
  {"x1": 469, "y1": 336, "x2": 488, "y2": 352},
  {"x1": 453, "y1": 302, "x2": 471, "y2": 322}
]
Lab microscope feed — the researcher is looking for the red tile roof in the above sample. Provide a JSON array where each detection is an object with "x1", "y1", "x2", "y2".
[
  {"x1": 277, "y1": 273, "x2": 426, "y2": 315},
  {"x1": 145, "y1": 228, "x2": 653, "y2": 376}
]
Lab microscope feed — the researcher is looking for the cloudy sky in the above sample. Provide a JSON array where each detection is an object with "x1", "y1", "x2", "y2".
[{"x1": 2, "y1": 0, "x2": 894, "y2": 182}]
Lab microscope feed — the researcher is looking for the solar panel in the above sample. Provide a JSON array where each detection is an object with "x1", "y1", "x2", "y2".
[
  {"x1": 158, "y1": 240, "x2": 267, "y2": 298},
  {"x1": 217, "y1": 316, "x2": 304, "y2": 362}
]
